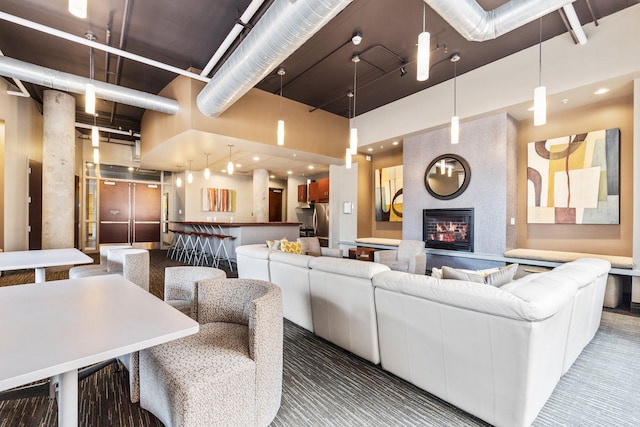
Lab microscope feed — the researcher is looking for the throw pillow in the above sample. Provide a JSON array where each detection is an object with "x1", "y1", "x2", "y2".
[
  {"x1": 431, "y1": 266, "x2": 499, "y2": 279},
  {"x1": 266, "y1": 237, "x2": 288, "y2": 250},
  {"x1": 441, "y1": 264, "x2": 518, "y2": 287},
  {"x1": 298, "y1": 237, "x2": 321, "y2": 256},
  {"x1": 281, "y1": 240, "x2": 303, "y2": 255}
]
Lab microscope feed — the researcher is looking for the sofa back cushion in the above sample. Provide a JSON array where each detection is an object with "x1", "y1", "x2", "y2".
[{"x1": 309, "y1": 256, "x2": 390, "y2": 279}]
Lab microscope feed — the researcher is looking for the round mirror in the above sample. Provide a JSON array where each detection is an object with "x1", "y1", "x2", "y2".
[{"x1": 424, "y1": 154, "x2": 470, "y2": 200}]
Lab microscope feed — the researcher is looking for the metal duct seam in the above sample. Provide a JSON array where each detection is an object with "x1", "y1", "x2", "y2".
[
  {"x1": 0, "y1": 56, "x2": 179, "y2": 114},
  {"x1": 424, "y1": 0, "x2": 575, "y2": 41},
  {"x1": 197, "y1": 0, "x2": 353, "y2": 117}
]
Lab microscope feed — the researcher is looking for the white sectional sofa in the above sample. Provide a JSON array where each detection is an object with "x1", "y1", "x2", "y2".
[
  {"x1": 372, "y1": 258, "x2": 611, "y2": 427},
  {"x1": 236, "y1": 244, "x2": 390, "y2": 363}
]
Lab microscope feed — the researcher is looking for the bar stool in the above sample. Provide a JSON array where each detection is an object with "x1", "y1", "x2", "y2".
[{"x1": 212, "y1": 226, "x2": 236, "y2": 271}]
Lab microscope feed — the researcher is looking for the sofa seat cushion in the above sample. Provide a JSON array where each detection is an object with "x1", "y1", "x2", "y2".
[{"x1": 68, "y1": 264, "x2": 107, "y2": 279}]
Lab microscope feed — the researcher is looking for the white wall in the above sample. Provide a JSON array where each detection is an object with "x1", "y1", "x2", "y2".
[{"x1": 330, "y1": 163, "x2": 358, "y2": 251}]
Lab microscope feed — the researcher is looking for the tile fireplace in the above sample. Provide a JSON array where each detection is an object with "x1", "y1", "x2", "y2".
[{"x1": 423, "y1": 208, "x2": 474, "y2": 252}]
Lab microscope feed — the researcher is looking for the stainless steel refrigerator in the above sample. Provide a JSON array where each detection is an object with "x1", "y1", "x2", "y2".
[{"x1": 312, "y1": 203, "x2": 329, "y2": 247}]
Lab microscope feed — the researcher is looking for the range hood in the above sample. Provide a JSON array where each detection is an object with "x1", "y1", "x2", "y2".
[{"x1": 297, "y1": 201, "x2": 312, "y2": 209}]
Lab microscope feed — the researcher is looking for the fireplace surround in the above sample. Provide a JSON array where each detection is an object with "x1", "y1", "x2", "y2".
[{"x1": 423, "y1": 208, "x2": 474, "y2": 252}]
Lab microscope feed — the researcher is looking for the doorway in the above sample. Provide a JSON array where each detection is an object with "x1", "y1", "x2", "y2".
[
  {"x1": 99, "y1": 180, "x2": 161, "y2": 246},
  {"x1": 269, "y1": 188, "x2": 283, "y2": 222}
]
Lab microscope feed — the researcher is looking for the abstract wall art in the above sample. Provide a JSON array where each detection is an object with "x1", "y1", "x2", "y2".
[
  {"x1": 527, "y1": 128, "x2": 619, "y2": 224},
  {"x1": 375, "y1": 165, "x2": 403, "y2": 222},
  {"x1": 202, "y1": 187, "x2": 236, "y2": 212}
]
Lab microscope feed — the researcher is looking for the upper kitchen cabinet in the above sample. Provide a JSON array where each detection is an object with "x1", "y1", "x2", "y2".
[{"x1": 297, "y1": 184, "x2": 307, "y2": 203}]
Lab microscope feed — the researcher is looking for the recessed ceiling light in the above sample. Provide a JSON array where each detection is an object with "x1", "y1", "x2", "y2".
[
  {"x1": 562, "y1": 98, "x2": 569, "y2": 104},
  {"x1": 235, "y1": 163, "x2": 242, "y2": 168},
  {"x1": 308, "y1": 165, "x2": 314, "y2": 170},
  {"x1": 128, "y1": 166, "x2": 134, "y2": 171},
  {"x1": 287, "y1": 170, "x2": 292, "y2": 174},
  {"x1": 594, "y1": 88, "x2": 609, "y2": 95},
  {"x1": 270, "y1": 174, "x2": 275, "y2": 178},
  {"x1": 253, "y1": 156, "x2": 260, "y2": 161},
  {"x1": 527, "y1": 106, "x2": 535, "y2": 112},
  {"x1": 367, "y1": 148, "x2": 373, "y2": 152},
  {"x1": 221, "y1": 169, "x2": 226, "y2": 173},
  {"x1": 392, "y1": 141, "x2": 399, "y2": 146},
  {"x1": 380, "y1": 145, "x2": 384, "y2": 150}
]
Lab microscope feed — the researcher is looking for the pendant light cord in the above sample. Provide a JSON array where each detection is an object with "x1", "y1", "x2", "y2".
[
  {"x1": 538, "y1": 17, "x2": 542, "y2": 86},
  {"x1": 422, "y1": 3, "x2": 426, "y2": 33}
]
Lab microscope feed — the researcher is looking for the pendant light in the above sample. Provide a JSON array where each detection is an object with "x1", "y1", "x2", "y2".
[
  {"x1": 91, "y1": 123, "x2": 99, "y2": 147},
  {"x1": 534, "y1": 18, "x2": 546, "y2": 126},
  {"x1": 187, "y1": 160, "x2": 193, "y2": 184},
  {"x1": 176, "y1": 165, "x2": 182, "y2": 188},
  {"x1": 417, "y1": 4, "x2": 430, "y2": 81},
  {"x1": 68, "y1": 0, "x2": 87, "y2": 19},
  {"x1": 349, "y1": 54, "x2": 359, "y2": 154},
  {"x1": 85, "y1": 32, "x2": 96, "y2": 115},
  {"x1": 450, "y1": 54, "x2": 460, "y2": 145},
  {"x1": 227, "y1": 145, "x2": 234, "y2": 175},
  {"x1": 277, "y1": 67, "x2": 285, "y2": 146},
  {"x1": 203, "y1": 153, "x2": 211, "y2": 180},
  {"x1": 345, "y1": 148, "x2": 352, "y2": 169}
]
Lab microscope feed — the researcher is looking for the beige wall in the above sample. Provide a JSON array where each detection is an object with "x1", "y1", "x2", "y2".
[
  {"x1": 517, "y1": 96, "x2": 633, "y2": 256},
  {"x1": 141, "y1": 76, "x2": 349, "y2": 160}
]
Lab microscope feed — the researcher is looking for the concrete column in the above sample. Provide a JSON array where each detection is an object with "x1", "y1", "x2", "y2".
[
  {"x1": 42, "y1": 90, "x2": 75, "y2": 249},
  {"x1": 253, "y1": 169, "x2": 269, "y2": 222}
]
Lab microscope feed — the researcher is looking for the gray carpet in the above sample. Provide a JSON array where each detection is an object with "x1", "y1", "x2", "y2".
[{"x1": 1, "y1": 251, "x2": 639, "y2": 426}]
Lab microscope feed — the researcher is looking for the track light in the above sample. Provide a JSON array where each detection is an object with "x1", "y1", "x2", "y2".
[{"x1": 351, "y1": 31, "x2": 362, "y2": 46}]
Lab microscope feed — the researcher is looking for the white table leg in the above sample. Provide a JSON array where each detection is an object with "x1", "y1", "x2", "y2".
[
  {"x1": 57, "y1": 369, "x2": 78, "y2": 427},
  {"x1": 35, "y1": 267, "x2": 46, "y2": 283}
]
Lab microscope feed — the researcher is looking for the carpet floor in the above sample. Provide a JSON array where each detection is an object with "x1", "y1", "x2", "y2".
[{"x1": 1, "y1": 250, "x2": 639, "y2": 426}]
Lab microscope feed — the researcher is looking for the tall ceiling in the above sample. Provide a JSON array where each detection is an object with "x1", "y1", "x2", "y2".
[{"x1": 0, "y1": 0, "x2": 638, "y2": 176}]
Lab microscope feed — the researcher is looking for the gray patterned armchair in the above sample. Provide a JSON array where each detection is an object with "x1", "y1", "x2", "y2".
[
  {"x1": 139, "y1": 278, "x2": 283, "y2": 427},
  {"x1": 164, "y1": 266, "x2": 227, "y2": 320}
]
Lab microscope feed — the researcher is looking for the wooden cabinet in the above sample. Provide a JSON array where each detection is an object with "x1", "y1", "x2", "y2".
[
  {"x1": 308, "y1": 178, "x2": 329, "y2": 202},
  {"x1": 317, "y1": 178, "x2": 329, "y2": 202},
  {"x1": 297, "y1": 184, "x2": 307, "y2": 203},
  {"x1": 308, "y1": 182, "x2": 319, "y2": 202}
]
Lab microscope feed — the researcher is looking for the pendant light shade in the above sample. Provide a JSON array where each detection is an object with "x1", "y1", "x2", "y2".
[
  {"x1": 85, "y1": 83, "x2": 95, "y2": 114},
  {"x1": 345, "y1": 148, "x2": 352, "y2": 169},
  {"x1": 187, "y1": 160, "x2": 193, "y2": 184},
  {"x1": 69, "y1": 0, "x2": 87, "y2": 19},
  {"x1": 451, "y1": 115, "x2": 460, "y2": 145},
  {"x1": 227, "y1": 145, "x2": 234, "y2": 175},
  {"x1": 416, "y1": 5, "x2": 430, "y2": 82},
  {"x1": 91, "y1": 125, "x2": 99, "y2": 147},
  {"x1": 93, "y1": 147, "x2": 99, "y2": 164},
  {"x1": 277, "y1": 119, "x2": 285, "y2": 146},
  {"x1": 417, "y1": 32, "x2": 430, "y2": 81},
  {"x1": 204, "y1": 153, "x2": 211, "y2": 180},
  {"x1": 277, "y1": 67, "x2": 285, "y2": 146},
  {"x1": 349, "y1": 127, "x2": 358, "y2": 154},
  {"x1": 534, "y1": 85, "x2": 546, "y2": 126},
  {"x1": 176, "y1": 176, "x2": 182, "y2": 187}
]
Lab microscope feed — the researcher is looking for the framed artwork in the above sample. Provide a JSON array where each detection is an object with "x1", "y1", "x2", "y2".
[
  {"x1": 202, "y1": 188, "x2": 236, "y2": 212},
  {"x1": 527, "y1": 128, "x2": 619, "y2": 224},
  {"x1": 375, "y1": 165, "x2": 403, "y2": 222}
]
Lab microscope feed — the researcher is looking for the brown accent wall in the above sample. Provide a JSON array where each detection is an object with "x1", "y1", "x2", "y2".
[
  {"x1": 516, "y1": 96, "x2": 633, "y2": 256},
  {"x1": 369, "y1": 146, "x2": 403, "y2": 239},
  {"x1": 354, "y1": 153, "x2": 372, "y2": 238}
]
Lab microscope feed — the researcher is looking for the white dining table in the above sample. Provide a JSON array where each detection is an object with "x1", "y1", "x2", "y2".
[
  {"x1": 0, "y1": 274, "x2": 199, "y2": 427},
  {"x1": 0, "y1": 248, "x2": 93, "y2": 282}
]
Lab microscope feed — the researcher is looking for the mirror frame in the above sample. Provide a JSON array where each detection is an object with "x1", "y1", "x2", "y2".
[{"x1": 424, "y1": 153, "x2": 471, "y2": 200}]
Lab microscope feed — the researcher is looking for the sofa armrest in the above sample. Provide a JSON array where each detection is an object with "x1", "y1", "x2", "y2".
[
  {"x1": 374, "y1": 249, "x2": 398, "y2": 263},
  {"x1": 320, "y1": 247, "x2": 343, "y2": 258}
]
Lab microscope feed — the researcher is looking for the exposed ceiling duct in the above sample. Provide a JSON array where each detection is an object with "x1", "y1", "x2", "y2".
[
  {"x1": 424, "y1": 0, "x2": 576, "y2": 41},
  {"x1": 197, "y1": 0, "x2": 353, "y2": 117},
  {"x1": 0, "y1": 56, "x2": 179, "y2": 114}
]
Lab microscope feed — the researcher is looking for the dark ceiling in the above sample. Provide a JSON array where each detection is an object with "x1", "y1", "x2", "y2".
[{"x1": 0, "y1": 0, "x2": 637, "y2": 138}]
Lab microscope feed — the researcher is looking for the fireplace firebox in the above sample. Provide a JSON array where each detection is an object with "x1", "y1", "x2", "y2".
[{"x1": 423, "y1": 208, "x2": 474, "y2": 252}]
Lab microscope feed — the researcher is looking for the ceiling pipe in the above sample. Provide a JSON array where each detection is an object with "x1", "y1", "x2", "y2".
[
  {"x1": 197, "y1": 0, "x2": 353, "y2": 117},
  {"x1": 0, "y1": 49, "x2": 30, "y2": 97},
  {"x1": 200, "y1": 0, "x2": 267, "y2": 77},
  {"x1": 0, "y1": 11, "x2": 209, "y2": 83},
  {"x1": 423, "y1": 0, "x2": 576, "y2": 41},
  {"x1": 0, "y1": 56, "x2": 179, "y2": 114}
]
